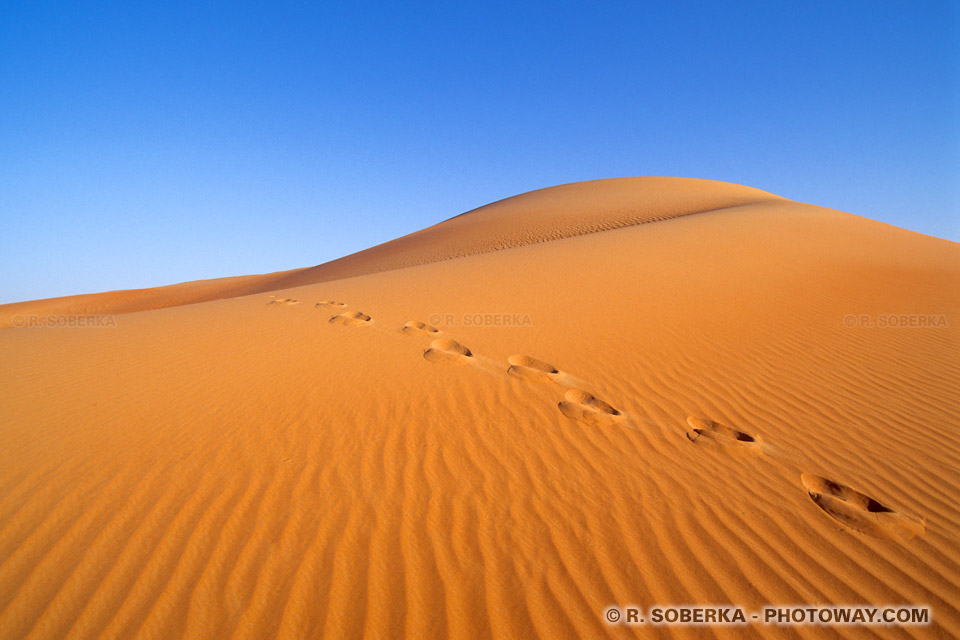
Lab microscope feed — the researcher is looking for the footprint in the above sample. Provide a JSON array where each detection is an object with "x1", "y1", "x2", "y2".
[
  {"x1": 507, "y1": 355, "x2": 560, "y2": 383},
  {"x1": 558, "y1": 389, "x2": 621, "y2": 426},
  {"x1": 423, "y1": 338, "x2": 473, "y2": 365},
  {"x1": 685, "y1": 417, "x2": 762, "y2": 456},
  {"x1": 800, "y1": 473, "x2": 925, "y2": 540},
  {"x1": 402, "y1": 321, "x2": 440, "y2": 336},
  {"x1": 267, "y1": 298, "x2": 299, "y2": 305},
  {"x1": 329, "y1": 311, "x2": 372, "y2": 327},
  {"x1": 316, "y1": 301, "x2": 346, "y2": 308}
]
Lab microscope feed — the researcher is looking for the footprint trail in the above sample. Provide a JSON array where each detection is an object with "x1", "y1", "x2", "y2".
[
  {"x1": 423, "y1": 338, "x2": 474, "y2": 365},
  {"x1": 557, "y1": 389, "x2": 622, "y2": 427},
  {"x1": 801, "y1": 473, "x2": 925, "y2": 540},
  {"x1": 329, "y1": 311, "x2": 372, "y2": 327},
  {"x1": 685, "y1": 416, "x2": 763, "y2": 456},
  {"x1": 402, "y1": 321, "x2": 440, "y2": 336}
]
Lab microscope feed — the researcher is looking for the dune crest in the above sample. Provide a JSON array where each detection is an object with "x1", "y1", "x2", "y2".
[{"x1": 0, "y1": 178, "x2": 779, "y2": 329}]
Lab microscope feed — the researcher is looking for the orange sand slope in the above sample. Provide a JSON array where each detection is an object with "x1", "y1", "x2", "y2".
[
  {"x1": 1, "y1": 178, "x2": 958, "y2": 639},
  {"x1": 0, "y1": 178, "x2": 780, "y2": 328}
]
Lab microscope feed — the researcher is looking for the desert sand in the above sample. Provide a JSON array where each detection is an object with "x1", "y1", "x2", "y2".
[{"x1": 1, "y1": 177, "x2": 957, "y2": 639}]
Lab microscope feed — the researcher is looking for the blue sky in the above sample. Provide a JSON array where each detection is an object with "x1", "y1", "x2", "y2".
[{"x1": 1, "y1": 1, "x2": 957, "y2": 304}]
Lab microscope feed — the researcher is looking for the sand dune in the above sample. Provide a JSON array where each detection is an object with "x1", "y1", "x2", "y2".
[
  {"x1": 1, "y1": 178, "x2": 958, "y2": 638},
  {"x1": 0, "y1": 178, "x2": 779, "y2": 329}
]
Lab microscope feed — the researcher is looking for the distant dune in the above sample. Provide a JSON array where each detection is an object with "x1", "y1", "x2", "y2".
[
  {"x1": 0, "y1": 178, "x2": 781, "y2": 329},
  {"x1": 1, "y1": 178, "x2": 958, "y2": 639}
]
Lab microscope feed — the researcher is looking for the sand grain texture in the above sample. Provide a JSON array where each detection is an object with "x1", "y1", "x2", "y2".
[{"x1": 1, "y1": 178, "x2": 958, "y2": 639}]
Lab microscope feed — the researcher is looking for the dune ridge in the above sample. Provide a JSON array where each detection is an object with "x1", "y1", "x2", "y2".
[
  {"x1": 0, "y1": 178, "x2": 781, "y2": 329},
  {"x1": 1, "y1": 178, "x2": 958, "y2": 639}
]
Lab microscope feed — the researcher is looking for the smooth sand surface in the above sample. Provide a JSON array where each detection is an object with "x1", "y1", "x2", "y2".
[{"x1": 1, "y1": 178, "x2": 958, "y2": 638}]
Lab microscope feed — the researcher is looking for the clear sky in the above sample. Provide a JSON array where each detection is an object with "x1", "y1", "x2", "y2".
[{"x1": 2, "y1": 1, "x2": 957, "y2": 304}]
